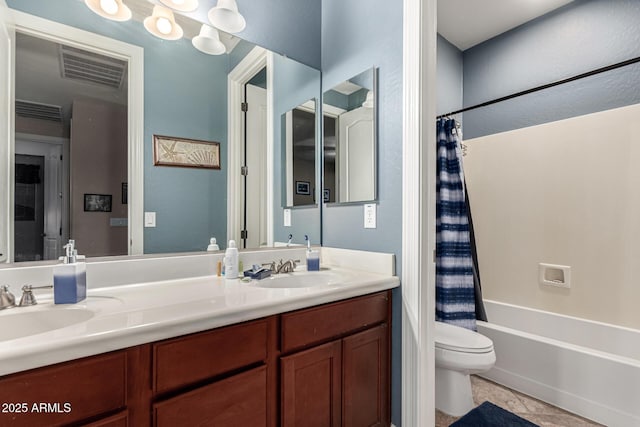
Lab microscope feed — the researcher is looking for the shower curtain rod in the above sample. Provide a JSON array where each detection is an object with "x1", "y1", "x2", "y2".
[{"x1": 437, "y1": 54, "x2": 640, "y2": 119}]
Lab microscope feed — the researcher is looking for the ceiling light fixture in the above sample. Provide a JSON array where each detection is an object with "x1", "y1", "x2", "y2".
[
  {"x1": 208, "y1": 0, "x2": 246, "y2": 34},
  {"x1": 144, "y1": 5, "x2": 184, "y2": 40},
  {"x1": 192, "y1": 25, "x2": 226, "y2": 55},
  {"x1": 84, "y1": 0, "x2": 132, "y2": 21},
  {"x1": 159, "y1": 0, "x2": 199, "y2": 13}
]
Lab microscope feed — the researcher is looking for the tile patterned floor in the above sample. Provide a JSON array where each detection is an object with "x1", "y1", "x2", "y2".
[{"x1": 435, "y1": 376, "x2": 604, "y2": 427}]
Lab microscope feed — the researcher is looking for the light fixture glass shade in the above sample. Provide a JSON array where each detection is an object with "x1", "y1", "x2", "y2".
[
  {"x1": 192, "y1": 25, "x2": 226, "y2": 55},
  {"x1": 84, "y1": 0, "x2": 132, "y2": 21},
  {"x1": 159, "y1": 0, "x2": 199, "y2": 13},
  {"x1": 208, "y1": 0, "x2": 246, "y2": 34},
  {"x1": 144, "y1": 5, "x2": 184, "y2": 40}
]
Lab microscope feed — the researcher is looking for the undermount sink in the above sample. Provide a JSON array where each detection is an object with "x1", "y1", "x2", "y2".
[
  {"x1": 0, "y1": 307, "x2": 94, "y2": 342},
  {"x1": 251, "y1": 271, "x2": 343, "y2": 289}
]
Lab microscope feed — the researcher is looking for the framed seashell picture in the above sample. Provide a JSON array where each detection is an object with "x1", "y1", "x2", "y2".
[{"x1": 153, "y1": 135, "x2": 221, "y2": 169}]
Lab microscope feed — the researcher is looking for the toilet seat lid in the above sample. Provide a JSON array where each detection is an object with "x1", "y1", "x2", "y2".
[{"x1": 435, "y1": 321, "x2": 494, "y2": 353}]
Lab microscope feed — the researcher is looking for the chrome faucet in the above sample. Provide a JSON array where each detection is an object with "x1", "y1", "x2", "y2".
[
  {"x1": 0, "y1": 285, "x2": 16, "y2": 310},
  {"x1": 19, "y1": 285, "x2": 53, "y2": 307},
  {"x1": 261, "y1": 259, "x2": 301, "y2": 274},
  {"x1": 276, "y1": 259, "x2": 299, "y2": 274}
]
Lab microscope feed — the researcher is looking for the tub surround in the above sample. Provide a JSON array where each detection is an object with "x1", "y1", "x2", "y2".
[
  {"x1": 478, "y1": 300, "x2": 640, "y2": 427},
  {"x1": 0, "y1": 247, "x2": 398, "y2": 376}
]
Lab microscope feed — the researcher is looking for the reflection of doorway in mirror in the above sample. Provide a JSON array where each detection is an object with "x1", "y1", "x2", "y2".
[
  {"x1": 14, "y1": 154, "x2": 45, "y2": 262},
  {"x1": 15, "y1": 138, "x2": 64, "y2": 262},
  {"x1": 338, "y1": 103, "x2": 375, "y2": 202},
  {"x1": 244, "y1": 76, "x2": 268, "y2": 249},
  {"x1": 14, "y1": 32, "x2": 129, "y2": 259}
]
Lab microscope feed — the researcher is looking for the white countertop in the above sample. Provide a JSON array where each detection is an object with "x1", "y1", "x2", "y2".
[{"x1": 0, "y1": 266, "x2": 398, "y2": 376}]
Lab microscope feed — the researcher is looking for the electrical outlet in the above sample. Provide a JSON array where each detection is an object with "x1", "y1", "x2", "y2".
[
  {"x1": 284, "y1": 209, "x2": 291, "y2": 227},
  {"x1": 364, "y1": 204, "x2": 376, "y2": 229}
]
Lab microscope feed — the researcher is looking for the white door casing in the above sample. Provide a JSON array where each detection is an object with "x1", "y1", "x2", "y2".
[
  {"x1": 0, "y1": 0, "x2": 14, "y2": 262},
  {"x1": 402, "y1": 0, "x2": 437, "y2": 425},
  {"x1": 245, "y1": 84, "x2": 267, "y2": 248},
  {"x1": 227, "y1": 47, "x2": 274, "y2": 248}
]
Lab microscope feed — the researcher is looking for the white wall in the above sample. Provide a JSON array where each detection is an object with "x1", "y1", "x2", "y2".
[{"x1": 464, "y1": 103, "x2": 640, "y2": 330}]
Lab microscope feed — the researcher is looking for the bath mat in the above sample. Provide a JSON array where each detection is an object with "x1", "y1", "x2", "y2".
[{"x1": 450, "y1": 401, "x2": 539, "y2": 427}]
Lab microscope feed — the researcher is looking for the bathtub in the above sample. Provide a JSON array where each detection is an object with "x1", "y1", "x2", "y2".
[{"x1": 477, "y1": 300, "x2": 640, "y2": 427}]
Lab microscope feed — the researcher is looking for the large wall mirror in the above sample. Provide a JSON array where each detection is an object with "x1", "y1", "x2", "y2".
[
  {"x1": 1, "y1": 0, "x2": 321, "y2": 263},
  {"x1": 323, "y1": 68, "x2": 377, "y2": 204}
]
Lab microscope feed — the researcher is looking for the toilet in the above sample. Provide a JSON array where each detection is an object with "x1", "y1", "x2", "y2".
[{"x1": 434, "y1": 321, "x2": 496, "y2": 416}]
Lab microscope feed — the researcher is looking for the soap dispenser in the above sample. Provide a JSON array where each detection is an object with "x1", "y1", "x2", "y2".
[
  {"x1": 305, "y1": 235, "x2": 320, "y2": 271},
  {"x1": 53, "y1": 240, "x2": 87, "y2": 304}
]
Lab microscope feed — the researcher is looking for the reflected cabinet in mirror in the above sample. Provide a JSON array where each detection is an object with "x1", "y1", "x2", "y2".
[
  {"x1": 2, "y1": 0, "x2": 321, "y2": 262},
  {"x1": 323, "y1": 68, "x2": 377, "y2": 204},
  {"x1": 282, "y1": 99, "x2": 317, "y2": 207}
]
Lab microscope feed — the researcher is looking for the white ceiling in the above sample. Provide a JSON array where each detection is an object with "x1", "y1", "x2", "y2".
[{"x1": 437, "y1": 0, "x2": 574, "y2": 51}]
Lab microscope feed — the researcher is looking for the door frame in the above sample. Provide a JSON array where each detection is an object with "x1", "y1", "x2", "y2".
[
  {"x1": 227, "y1": 46, "x2": 274, "y2": 247},
  {"x1": 15, "y1": 133, "x2": 66, "y2": 260},
  {"x1": 401, "y1": 0, "x2": 436, "y2": 425},
  {"x1": 6, "y1": 10, "x2": 144, "y2": 261}
]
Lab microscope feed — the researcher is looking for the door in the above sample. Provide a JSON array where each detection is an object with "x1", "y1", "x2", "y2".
[
  {"x1": 342, "y1": 324, "x2": 390, "y2": 427},
  {"x1": 14, "y1": 154, "x2": 44, "y2": 261},
  {"x1": 15, "y1": 138, "x2": 64, "y2": 261},
  {"x1": 243, "y1": 83, "x2": 267, "y2": 248},
  {"x1": 337, "y1": 106, "x2": 374, "y2": 202},
  {"x1": 281, "y1": 340, "x2": 342, "y2": 427},
  {"x1": 0, "y1": 0, "x2": 13, "y2": 262}
]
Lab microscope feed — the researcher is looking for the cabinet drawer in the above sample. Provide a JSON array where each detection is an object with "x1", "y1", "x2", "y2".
[
  {"x1": 153, "y1": 319, "x2": 268, "y2": 394},
  {"x1": 281, "y1": 291, "x2": 389, "y2": 353},
  {"x1": 0, "y1": 351, "x2": 127, "y2": 427},
  {"x1": 153, "y1": 366, "x2": 267, "y2": 427},
  {"x1": 82, "y1": 410, "x2": 128, "y2": 427}
]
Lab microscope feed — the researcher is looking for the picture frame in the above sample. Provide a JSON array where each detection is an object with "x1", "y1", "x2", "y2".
[
  {"x1": 84, "y1": 194, "x2": 112, "y2": 212},
  {"x1": 153, "y1": 134, "x2": 221, "y2": 169},
  {"x1": 323, "y1": 189, "x2": 330, "y2": 202},
  {"x1": 296, "y1": 181, "x2": 311, "y2": 195}
]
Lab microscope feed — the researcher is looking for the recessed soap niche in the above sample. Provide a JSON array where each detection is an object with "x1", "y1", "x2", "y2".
[{"x1": 538, "y1": 263, "x2": 571, "y2": 289}]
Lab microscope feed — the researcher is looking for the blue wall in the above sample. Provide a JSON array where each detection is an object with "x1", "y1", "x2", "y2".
[
  {"x1": 272, "y1": 54, "x2": 322, "y2": 246},
  {"x1": 462, "y1": 0, "x2": 640, "y2": 139},
  {"x1": 436, "y1": 34, "x2": 463, "y2": 116},
  {"x1": 8, "y1": 0, "x2": 230, "y2": 253},
  {"x1": 321, "y1": 0, "x2": 403, "y2": 423}
]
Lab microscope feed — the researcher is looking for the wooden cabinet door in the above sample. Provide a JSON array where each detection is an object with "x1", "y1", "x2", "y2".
[
  {"x1": 281, "y1": 340, "x2": 342, "y2": 427},
  {"x1": 342, "y1": 324, "x2": 390, "y2": 427}
]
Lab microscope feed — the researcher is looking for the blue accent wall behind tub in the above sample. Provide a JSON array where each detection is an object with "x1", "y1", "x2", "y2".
[{"x1": 462, "y1": 0, "x2": 640, "y2": 139}]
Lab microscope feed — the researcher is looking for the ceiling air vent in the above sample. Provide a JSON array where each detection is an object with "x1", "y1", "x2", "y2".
[
  {"x1": 15, "y1": 100, "x2": 63, "y2": 122},
  {"x1": 59, "y1": 45, "x2": 127, "y2": 89}
]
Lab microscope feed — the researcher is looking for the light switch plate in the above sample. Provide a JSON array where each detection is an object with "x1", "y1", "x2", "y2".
[
  {"x1": 283, "y1": 209, "x2": 292, "y2": 227},
  {"x1": 144, "y1": 212, "x2": 156, "y2": 227},
  {"x1": 364, "y1": 204, "x2": 376, "y2": 229}
]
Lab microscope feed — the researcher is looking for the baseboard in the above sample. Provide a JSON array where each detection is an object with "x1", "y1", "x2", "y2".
[{"x1": 481, "y1": 367, "x2": 640, "y2": 427}]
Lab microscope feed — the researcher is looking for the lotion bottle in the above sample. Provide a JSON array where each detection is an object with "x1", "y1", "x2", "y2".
[
  {"x1": 224, "y1": 240, "x2": 239, "y2": 279},
  {"x1": 53, "y1": 240, "x2": 87, "y2": 304},
  {"x1": 207, "y1": 238, "x2": 220, "y2": 251}
]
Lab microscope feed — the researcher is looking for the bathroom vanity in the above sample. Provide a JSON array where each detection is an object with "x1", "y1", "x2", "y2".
[{"x1": 0, "y1": 247, "x2": 398, "y2": 426}]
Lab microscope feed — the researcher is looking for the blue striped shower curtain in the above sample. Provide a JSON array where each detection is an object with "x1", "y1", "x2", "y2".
[{"x1": 436, "y1": 118, "x2": 477, "y2": 331}]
